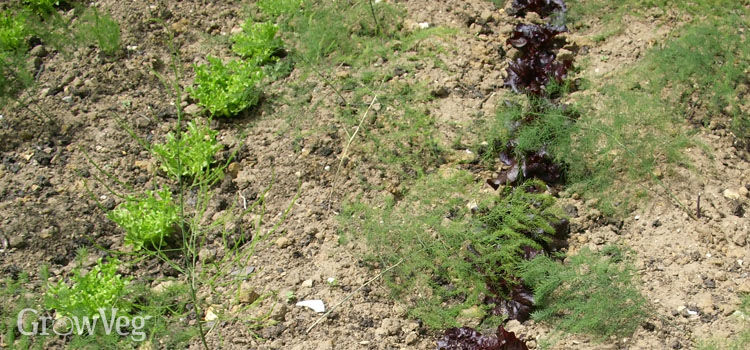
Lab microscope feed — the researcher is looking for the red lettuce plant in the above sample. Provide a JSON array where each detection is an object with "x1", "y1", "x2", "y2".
[{"x1": 438, "y1": 325, "x2": 529, "y2": 350}]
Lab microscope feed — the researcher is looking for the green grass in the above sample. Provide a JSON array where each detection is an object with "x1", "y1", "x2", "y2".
[
  {"x1": 520, "y1": 246, "x2": 649, "y2": 341},
  {"x1": 340, "y1": 173, "x2": 567, "y2": 329}
]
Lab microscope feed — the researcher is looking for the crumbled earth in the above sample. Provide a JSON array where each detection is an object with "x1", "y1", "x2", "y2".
[{"x1": 0, "y1": 1, "x2": 747, "y2": 349}]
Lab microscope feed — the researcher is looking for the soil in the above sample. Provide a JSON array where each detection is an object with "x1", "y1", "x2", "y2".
[{"x1": 0, "y1": 1, "x2": 747, "y2": 349}]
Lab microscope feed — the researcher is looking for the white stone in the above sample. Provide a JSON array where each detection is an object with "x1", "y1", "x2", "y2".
[{"x1": 296, "y1": 299, "x2": 325, "y2": 313}]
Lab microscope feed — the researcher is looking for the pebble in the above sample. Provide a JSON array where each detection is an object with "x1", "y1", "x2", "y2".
[
  {"x1": 405, "y1": 331, "x2": 418, "y2": 345},
  {"x1": 723, "y1": 188, "x2": 740, "y2": 200},
  {"x1": 204, "y1": 306, "x2": 218, "y2": 321},
  {"x1": 30, "y1": 45, "x2": 47, "y2": 57},
  {"x1": 184, "y1": 104, "x2": 201, "y2": 115},
  {"x1": 271, "y1": 304, "x2": 288, "y2": 321},
  {"x1": 227, "y1": 162, "x2": 240, "y2": 179},
  {"x1": 375, "y1": 318, "x2": 401, "y2": 336},
  {"x1": 198, "y1": 247, "x2": 216, "y2": 263},
  {"x1": 301, "y1": 279, "x2": 314, "y2": 288},
  {"x1": 275, "y1": 237, "x2": 292, "y2": 248},
  {"x1": 8, "y1": 235, "x2": 26, "y2": 249},
  {"x1": 62, "y1": 95, "x2": 73, "y2": 103},
  {"x1": 296, "y1": 299, "x2": 325, "y2": 313},
  {"x1": 238, "y1": 281, "x2": 260, "y2": 304}
]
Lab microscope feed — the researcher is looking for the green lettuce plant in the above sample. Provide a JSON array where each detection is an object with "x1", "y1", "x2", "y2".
[
  {"x1": 107, "y1": 188, "x2": 179, "y2": 251},
  {"x1": 231, "y1": 20, "x2": 283, "y2": 64},
  {"x1": 45, "y1": 257, "x2": 131, "y2": 318},
  {"x1": 152, "y1": 120, "x2": 223, "y2": 181},
  {"x1": 189, "y1": 56, "x2": 264, "y2": 117}
]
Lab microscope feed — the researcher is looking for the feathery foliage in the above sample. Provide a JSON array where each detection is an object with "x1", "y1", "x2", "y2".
[
  {"x1": 519, "y1": 246, "x2": 648, "y2": 341},
  {"x1": 341, "y1": 173, "x2": 566, "y2": 329}
]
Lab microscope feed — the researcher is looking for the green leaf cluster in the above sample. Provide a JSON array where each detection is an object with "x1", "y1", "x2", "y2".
[
  {"x1": 45, "y1": 258, "x2": 131, "y2": 318},
  {"x1": 152, "y1": 120, "x2": 223, "y2": 181},
  {"x1": 519, "y1": 246, "x2": 648, "y2": 341},
  {"x1": 231, "y1": 20, "x2": 283, "y2": 64},
  {"x1": 341, "y1": 173, "x2": 566, "y2": 329},
  {"x1": 472, "y1": 180, "x2": 565, "y2": 289},
  {"x1": 189, "y1": 56, "x2": 264, "y2": 117},
  {"x1": 107, "y1": 188, "x2": 179, "y2": 251},
  {"x1": 257, "y1": 0, "x2": 304, "y2": 18},
  {"x1": 23, "y1": 0, "x2": 61, "y2": 16},
  {"x1": 74, "y1": 7, "x2": 121, "y2": 56}
]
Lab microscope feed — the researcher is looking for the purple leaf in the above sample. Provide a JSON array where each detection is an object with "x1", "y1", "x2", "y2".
[
  {"x1": 438, "y1": 325, "x2": 529, "y2": 350},
  {"x1": 507, "y1": 24, "x2": 567, "y2": 56},
  {"x1": 490, "y1": 284, "x2": 535, "y2": 322},
  {"x1": 521, "y1": 149, "x2": 564, "y2": 184}
]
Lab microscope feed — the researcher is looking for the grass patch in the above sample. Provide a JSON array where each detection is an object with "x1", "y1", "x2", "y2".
[{"x1": 520, "y1": 246, "x2": 649, "y2": 342}]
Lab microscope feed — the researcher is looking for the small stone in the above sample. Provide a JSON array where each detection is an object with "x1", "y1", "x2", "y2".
[
  {"x1": 271, "y1": 303, "x2": 288, "y2": 321},
  {"x1": 62, "y1": 95, "x2": 73, "y2": 103},
  {"x1": 405, "y1": 331, "x2": 418, "y2": 345},
  {"x1": 238, "y1": 281, "x2": 260, "y2": 304},
  {"x1": 739, "y1": 186, "x2": 749, "y2": 198},
  {"x1": 275, "y1": 237, "x2": 292, "y2": 248},
  {"x1": 30, "y1": 45, "x2": 47, "y2": 57},
  {"x1": 504, "y1": 319, "x2": 522, "y2": 334},
  {"x1": 456, "y1": 306, "x2": 485, "y2": 328},
  {"x1": 296, "y1": 299, "x2": 325, "y2": 313},
  {"x1": 40, "y1": 227, "x2": 56, "y2": 239},
  {"x1": 738, "y1": 280, "x2": 750, "y2": 294},
  {"x1": 431, "y1": 86, "x2": 450, "y2": 98},
  {"x1": 563, "y1": 204, "x2": 578, "y2": 218},
  {"x1": 694, "y1": 292, "x2": 714, "y2": 313},
  {"x1": 723, "y1": 188, "x2": 741, "y2": 200},
  {"x1": 731, "y1": 200, "x2": 745, "y2": 217},
  {"x1": 198, "y1": 248, "x2": 216, "y2": 263},
  {"x1": 184, "y1": 104, "x2": 201, "y2": 115},
  {"x1": 376, "y1": 318, "x2": 401, "y2": 336},
  {"x1": 301, "y1": 279, "x2": 314, "y2": 288},
  {"x1": 418, "y1": 22, "x2": 430, "y2": 29},
  {"x1": 204, "y1": 306, "x2": 218, "y2": 321},
  {"x1": 467, "y1": 201, "x2": 479, "y2": 213},
  {"x1": 8, "y1": 235, "x2": 26, "y2": 249},
  {"x1": 227, "y1": 162, "x2": 240, "y2": 179}
]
